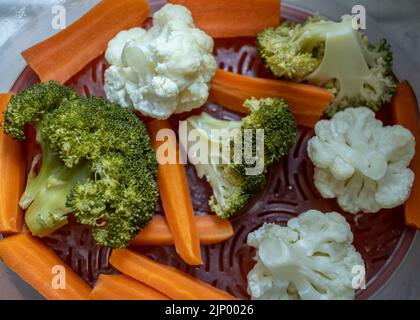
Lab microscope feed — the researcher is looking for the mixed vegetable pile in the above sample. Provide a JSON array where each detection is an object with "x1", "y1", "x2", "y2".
[{"x1": 0, "y1": 0, "x2": 419, "y2": 301}]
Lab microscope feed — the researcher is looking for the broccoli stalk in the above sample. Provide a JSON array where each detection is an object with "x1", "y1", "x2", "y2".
[
  {"x1": 186, "y1": 97, "x2": 297, "y2": 218},
  {"x1": 256, "y1": 15, "x2": 396, "y2": 115}
]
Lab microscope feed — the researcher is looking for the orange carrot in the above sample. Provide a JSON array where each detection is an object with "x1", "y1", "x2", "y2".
[
  {"x1": 110, "y1": 249, "x2": 236, "y2": 300},
  {"x1": 147, "y1": 120, "x2": 202, "y2": 265},
  {"x1": 0, "y1": 233, "x2": 91, "y2": 300},
  {"x1": 210, "y1": 69, "x2": 334, "y2": 127},
  {"x1": 391, "y1": 81, "x2": 420, "y2": 229},
  {"x1": 22, "y1": 0, "x2": 150, "y2": 83},
  {"x1": 169, "y1": 0, "x2": 280, "y2": 38},
  {"x1": 132, "y1": 215, "x2": 233, "y2": 246},
  {"x1": 89, "y1": 274, "x2": 170, "y2": 300},
  {"x1": 0, "y1": 94, "x2": 25, "y2": 234}
]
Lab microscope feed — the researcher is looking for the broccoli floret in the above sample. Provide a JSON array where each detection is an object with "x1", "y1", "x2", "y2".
[
  {"x1": 3, "y1": 83, "x2": 158, "y2": 248},
  {"x1": 43, "y1": 97, "x2": 158, "y2": 248},
  {"x1": 3, "y1": 81, "x2": 78, "y2": 140},
  {"x1": 3, "y1": 83, "x2": 88, "y2": 237},
  {"x1": 186, "y1": 97, "x2": 297, "y2": 218},
  {"x1": 256, "y1": 14, "x2": 397, "y2": 115},
  {"x1": 240, "y1": 98, "x2": 298, "y2": 166}
]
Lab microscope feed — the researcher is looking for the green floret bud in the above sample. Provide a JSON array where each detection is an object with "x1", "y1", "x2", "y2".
[
  {"x1": 2, "y1": 81, "x2": 78, "y2": 140},
  {"x1": 256, "y1": 14, "x2": 397, "y2": 115},
  {"x1": 207, "y1": 164, "x2": 266, "y2": 219},
  {"x1": 257, "y1": 29, "x2": 321, "y2": 80},
  {"x1": 67, "y1": 153, "x2": 158, "y2": 248},
  {"x1": 41, "y1": 96, "x2": 155, "y2": 167},
  {"x1": 186, "y1": 97, "x2": 297, "y2": 219},
  {"x1": 241, "y1": 97, "x2": 298, "y2": 167},
  {"x1": 256, "y1": 16, "x2": 325, "y2": 80}
]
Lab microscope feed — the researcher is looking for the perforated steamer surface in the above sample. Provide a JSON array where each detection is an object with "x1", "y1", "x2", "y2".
[{"x1": 11, "y1": 27, "x2": 415, "y2": 301}]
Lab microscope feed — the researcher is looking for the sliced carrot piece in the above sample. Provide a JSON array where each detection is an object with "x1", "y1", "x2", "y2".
[
  {"x1": 391, "y1": 81, "x2": 420, "y2": 229},
  {"x1": 110, "y1": 249, "x2": 236, "y2": 300},
  {"x1": 0, "y1": 233, "x2": 91, "y2": 300},
  {"x1": 169, "y1": 0, "x2": 280, "y2": 38},
  {"x1": 210, "y1": 69, "x2": 334, "y2": 127},
  {"x1": 89, "y1": 274, "x2": 170, "y2": 300},
  {"x1": 147, "y1": 120, "x2": 202, "y2": 265},
  {"x1": 22, "y1": 0, "x2": 150, "y2": 83},
  {"x1": 0, "y1": 94, "x2": 25, "y2": 234},
  {"x1": 132, "y1": 214, "x2": 233, "y2": 246}
]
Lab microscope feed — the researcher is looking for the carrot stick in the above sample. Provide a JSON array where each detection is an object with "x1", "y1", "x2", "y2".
[
  {"x1": 132, "y1": 215, "x2": 233, "y2": 246},
  {"x1": 147, "y1": 120, "x2": 202, "y2": 265},
  {"x1": 169, "y1": 0, "x2": 280, "y2": 38},
  {"x1": 22, "y1": 0, "x2": 150, "y2": 84},
  {"x1": 0, "y1": 233, "x2": 91, "y2": 300},
  {"x1": 89, "y1": 274, "x2": 170, "y2": 300},
  {"x1": 391, "y1": 81, "x2": 420, "y2": 229},
  {"x1": 110, "y1": 249, "x2": 236, "y2": 300},
  {"x1": 0, "y1": 94, "x2": 25, "y2": 234},
  {"x1": 210, "y1": 69, "x2": 334, "y2": 127}
]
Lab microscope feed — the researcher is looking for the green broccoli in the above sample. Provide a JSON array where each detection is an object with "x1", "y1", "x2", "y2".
[
  {"x1": 5, "y1": 82, "x2": 86, "y2": 237},
  {"x1": 3, "y1": 81, "x2": 78, "y2": 140},
  {"x1": 256, "y1": 14, "x2": 397, "y2": 115},
  {"x1": 186, "y1": 97, "x2": 297, "y2": 219},
  {"x1": 3, "y1": 82, "x2": 158, "y2": 248}
]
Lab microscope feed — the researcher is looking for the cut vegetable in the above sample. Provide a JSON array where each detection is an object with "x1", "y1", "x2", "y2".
[
  {"x1": 147, "y1": 120, "x2": 202, "y2": 265},
  {"x1": 132, "y1": 214, "x2": 234, "y2": 246},
  {"x1": 104, "y1": 4, "x2": 217, "y2": 120},
  {"x1": 22, "y1": 0, "x2": 150, "y2": 83},
  {"x1": 0, "y1": 233, "x2": 91, "y2": 300},
  {"x1": 89, "y1": 274, "x2": 170, "y2": 300},
  {"x1": 391, "y1": 81, "x2": 420, "y2": 228},
  {"x1": 169, "y1": 0, "x2": 280, "y2": 38},
  {"x1": 0, "y1": 94, "x2": 24, "y2": 234},
  {"x1": 210, "y1": 69, "x2": 334, "y2": 127},
  {"x1": 110, "y1": 249, "x2": 236, "y2": 300}
]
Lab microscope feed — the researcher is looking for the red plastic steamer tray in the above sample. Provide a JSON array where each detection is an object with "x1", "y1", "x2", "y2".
[{"x1": 9, "y1": 6, "x2": 416, "y2": 300}]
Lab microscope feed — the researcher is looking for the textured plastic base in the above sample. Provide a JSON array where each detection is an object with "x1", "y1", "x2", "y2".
[{"x1": 11, "y1": 37, "x2": 415, "y2": 301}]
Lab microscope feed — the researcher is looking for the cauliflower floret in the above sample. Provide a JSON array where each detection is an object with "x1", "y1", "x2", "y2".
[
  {"x1": 247, "y1": 210, "x2": 364, "y2": 300},
  {"x1": 308, "y1": 107, "x2": 415, "y2": 214},
  {"x1": 104, "y1": 4, "x2": 217, "y2": 119}
]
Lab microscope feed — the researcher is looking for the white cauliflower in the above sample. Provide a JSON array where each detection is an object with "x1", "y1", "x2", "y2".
[
  {"x1": 247, "y1": 210, "x2": 364, "y2": 300},
  {"x1": 104, "y1": 3, "x2": 217, "y2": 119},
  {"x1": 307, "y1": 107, "x2": 415, "y2": 214}
]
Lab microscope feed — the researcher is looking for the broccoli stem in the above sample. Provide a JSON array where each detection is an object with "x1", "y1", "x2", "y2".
[{"x1": 23, "y1": 130, "x2": 91, "y2": 237}]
